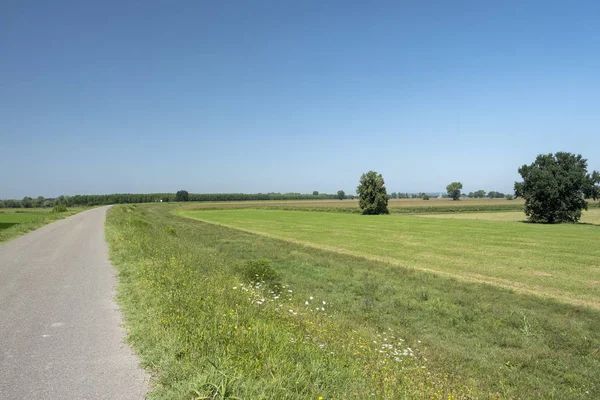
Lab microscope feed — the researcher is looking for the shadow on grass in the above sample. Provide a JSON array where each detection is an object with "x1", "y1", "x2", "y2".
[{"x1": 518, "y1": 220, "x2": 600, "y2": 226}]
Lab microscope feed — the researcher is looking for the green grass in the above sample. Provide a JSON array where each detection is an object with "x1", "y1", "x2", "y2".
[
  {"x1": 0, "y1": 208, "x2": 86, "y2": 242},
  {"x1": 107, "y1": 204, "x2": 600, "y2": 399},
  {"x1": 178, "y1": 209, "x2": 600, "y2": 310}
]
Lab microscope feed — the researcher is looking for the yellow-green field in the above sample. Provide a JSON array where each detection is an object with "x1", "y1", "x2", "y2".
[
  {"x1": 415, "y1": 207, "x2": 600, "y2": 224},
  {"x1": 179, "y1": 197, "x2": 526, "y2": 212}
]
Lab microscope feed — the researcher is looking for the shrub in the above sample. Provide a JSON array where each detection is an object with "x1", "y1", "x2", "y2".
[
  {"x1": 422, "y1": 195, "x2": 431, "y2": 200},
  {"x1": 52, "y1": 204, "x2": 68, "y2": 213},
  {"x1": 238, "y1": 259, "x2": 280, "y2": 289}
]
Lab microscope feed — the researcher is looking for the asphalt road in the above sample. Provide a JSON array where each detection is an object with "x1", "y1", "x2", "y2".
[{"x1": 0, "y1": 206, "x2": 148, "y2": 399}]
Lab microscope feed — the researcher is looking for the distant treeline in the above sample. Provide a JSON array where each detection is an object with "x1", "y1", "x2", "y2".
[
  {"x1": 1, "y1": 190, "x2": 512, "y2": 208},
  {"x1": 0, "y1": 192, "x2": 357, "y2": 208}
]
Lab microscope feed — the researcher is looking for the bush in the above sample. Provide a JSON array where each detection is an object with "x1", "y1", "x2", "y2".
[
  {"x1": 505, "y1": 194, "x2": 514, "y2": 201},
  {"x1": 422, "y1": 195, "x2": 430, "y2": 200},
  {"x1": 238, "y1": 259, "x2": 280, "y2": 289},
  {"x1": 52, "y1": 204, "x2": 68, "y2": 213}
]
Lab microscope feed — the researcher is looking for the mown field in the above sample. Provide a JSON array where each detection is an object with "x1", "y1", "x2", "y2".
[
  {"x1": 107, "y1": 202, "x2": 600, "y2": 399},
  {"x1": 0, "y1": 208, "x2": 84, "y2": 242},
  {"x1": 178, "y1": 208, "x2": 600, "y2": 309}
]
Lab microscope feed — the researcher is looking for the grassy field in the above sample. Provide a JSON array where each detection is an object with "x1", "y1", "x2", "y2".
[
  {"x1": 107, "y1": 203, "x2": 600, "y2": 399},
  {"x1": 178, "y1": 198, "x2": 527, "y2": 214},
  {"x1": 0, "y1": 207, "x2": 85, "y2": 242},
  {"x1": 178, "y1": 208, "x2": 600, "y2": 310},
  {"x1": 415, "y1": 209, "x2": 600, "y2": 225}
]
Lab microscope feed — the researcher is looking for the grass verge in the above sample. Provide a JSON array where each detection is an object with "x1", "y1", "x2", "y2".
[{"x1": 107, "y1": 204, "x2": 599, "y2": 399}]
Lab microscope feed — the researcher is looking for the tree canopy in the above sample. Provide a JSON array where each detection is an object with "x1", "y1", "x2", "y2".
[
  {"x1": 337, "y1": 190, "x2": 345, "y2": 200},
  {"x1": 446, "y1": 182, "x2": 463, "y2": 201},
  {"x1": 357, "y1": 171, "x2": 389, "y2": 214},
  {"x1": 514, "y1": 152, "x2": 600, "y2": 223},
  {"x1": 175, "y1": 190, "x2": 189, "y2": 202}
]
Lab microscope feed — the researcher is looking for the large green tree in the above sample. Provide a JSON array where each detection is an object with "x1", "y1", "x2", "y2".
[
  {"x1": 337, "y1": 190, "x2": 345, "y2": 200},
  {"x1": 514, "y1": 152, "x2": 600, "y2": 223},
  {"x1": 175, "y1": 190, "x2": 189, "y2": 202},
  {"x1": 357, "y1": 171, "x2": 389, "y2": 214},
  {"x1": 446, "y1": 182, "x2": 463, "y2": 200}
]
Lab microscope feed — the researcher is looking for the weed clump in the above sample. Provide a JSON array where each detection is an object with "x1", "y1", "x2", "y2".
[
  {"x1": 238, "y1": 259, "x2": 280, "y2": 289},
  {"x1": 52, "y1": 204, "x2": 68, "y2": 213}
]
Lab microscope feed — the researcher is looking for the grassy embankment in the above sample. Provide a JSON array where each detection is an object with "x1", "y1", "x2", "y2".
[
  {"x1": 107, "y1": 203, "x2": 599, "y2": 399},
  {"x1": 0, "y1": 207, "x2": 85, "y2": 242}
]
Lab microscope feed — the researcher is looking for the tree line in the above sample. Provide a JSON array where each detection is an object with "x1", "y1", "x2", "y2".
[{"x1": 0, "y1": 192, "x2": 357, "y2": 208}]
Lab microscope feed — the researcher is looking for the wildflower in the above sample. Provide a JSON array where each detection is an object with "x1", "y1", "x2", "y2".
[
  {"x1": 233, "y1": 287, "x2": 238, "y2": 290},
  {"x1": 322, "y1": 301, "x2": 326, "y2": 305},
  {"x1": 310, "y1": 296, "x2": 314, "y2": 300},
  {"x1": 305, "y1": 301, "x2": 309, "y2": 305},
  {"x1": 321, "y1": 307, "x2": 325, "y2": 311}
]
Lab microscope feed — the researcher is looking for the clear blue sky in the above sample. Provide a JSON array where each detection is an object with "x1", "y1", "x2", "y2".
[{"x1": 1, "y1": 1, "x2": 599, "y2": 198}]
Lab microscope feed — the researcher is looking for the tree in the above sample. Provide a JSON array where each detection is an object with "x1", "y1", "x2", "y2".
[
  {"x1": 312, "y1": 191, "x2": 319, "y2": 196},
  {"x1": 422, "y1": 194, "x2": 430, "y2": 200},
  {"x1": 446, "y1": 182, "x2": 463, "y2": 201},
  {"x1": 33, "y1": 196, "x2": 45, "y2": 207},
  {"x1": 175, "y1": 190, "x2": 189, "y2": 202},
  {"x1": 22, "y1": 196, "x2": 33, "y2": 208},
  {"x1": 357, "y1": 171, "x2": 389, "y2": 214},
  {"x1": 337, "y1": 190, "x2": 345, "y2": 200},
  {"x1": 514, "y1": 152, "x2": 600, "y2": 223}
]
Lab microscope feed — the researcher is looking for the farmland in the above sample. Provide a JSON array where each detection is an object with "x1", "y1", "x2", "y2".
[
  {"x1": 178, "y1": 197, "x2": 526, "y2": 214},
  {"x1": 0, "y1": 208, "x2": 84, "y2": 242},
  {"x1": 107, "y1": 202, "x2": 600, "y2": 399}
]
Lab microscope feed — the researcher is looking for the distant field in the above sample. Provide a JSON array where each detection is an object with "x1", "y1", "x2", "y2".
[
  {"x1": 0, "y1": 208, "x2": 85, "y2": 242},
  {"x1": 179, "y1": 197, "x2": 527, "y2": 214},
  {"x1": 0, "y1": 211, "x2": 44, "y2": 230},
  {"x1": 179, "y1": 208, "x2": 600, "y2": 309},
  {"x1": 417, "y1": 207, "x2": 600, "y2": 225}
]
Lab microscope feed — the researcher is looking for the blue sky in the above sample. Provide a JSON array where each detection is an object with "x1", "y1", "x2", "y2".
[{"x1": 1, "y1": 1, "x2": 599, "y2": 198}]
